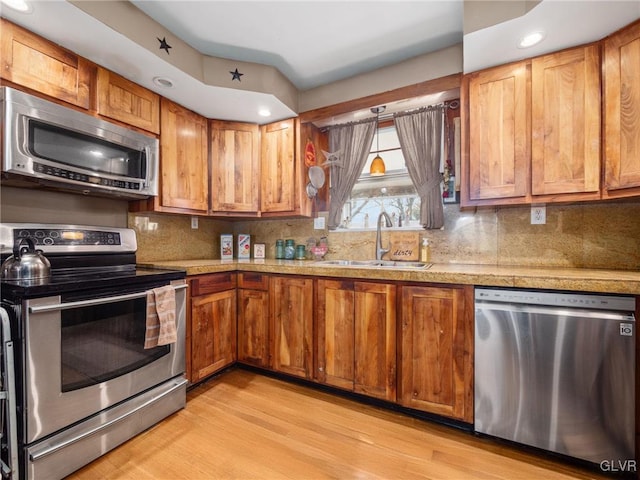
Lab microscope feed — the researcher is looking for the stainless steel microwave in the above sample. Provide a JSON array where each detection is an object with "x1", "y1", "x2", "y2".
[{"x1": 1, "y1": 87, "x2": 158, "y2": 199}]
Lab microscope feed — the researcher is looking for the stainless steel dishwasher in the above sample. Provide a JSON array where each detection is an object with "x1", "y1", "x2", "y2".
[{"x1": 474, "y1": 288, "x2": 636, "y2": 466}]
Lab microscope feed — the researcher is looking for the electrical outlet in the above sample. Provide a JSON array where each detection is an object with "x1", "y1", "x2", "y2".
[
  {"x1": 531, "y1": 205, "x2": 546, "y2": 225},
  {"x1": 191, "y1": 216, "x2": 199, "y2": 229},
  {"x1": 314, "y1": 216, "x2": 325, "y2": 230}
]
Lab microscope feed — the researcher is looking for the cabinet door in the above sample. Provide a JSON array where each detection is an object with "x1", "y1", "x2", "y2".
[
  {"x1": 210, "y1": 120, "x2": 260, "y2": 213},
  {"x1": 467, "y1": 62, "x2": 530, "y2": 201},
  {"x1": 191, "y1": 289, "x2": 237, "y2": 382},
  {"x1": 1, "y1": 18, "x2": 92, "y2": 109},
  {"x1": 354, "y1": 282, "x2": 396, "y2": 401},
  {"x1": 604, "y1": 20, "x2": 640, "y2": 196},
  {"x1": 531, "y1": 45, "x2": 601, "y2": 196},
  {"x1": 160, "y1": 98, "x2": 209, "y2": 212},
  {"x1": 260, "y1": 119, "x2": 296, "y2": 213},
  {"x1": 399, "y1": 285, "x2": 472, "y2": 421},
  {"x1": 270, "y1": 275, "x2": 313, "y2": 379},
  {"x1": 316, "y1": 279, "x2": 355, "y2": 390},
  {"x1": 96, "y1": 68, "x2": 160, "y2": 133},
  {"x1": 237, "y1": 288, "x2": 270, "y2": 368}
]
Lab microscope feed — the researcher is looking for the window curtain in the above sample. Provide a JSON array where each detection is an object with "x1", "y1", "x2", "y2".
[
  {"x1": 327, "y1": 119, "x2": 376, "y2": 229},
  {"x1": 393, "y1": 106, "x2": 445, "y2": 229}
]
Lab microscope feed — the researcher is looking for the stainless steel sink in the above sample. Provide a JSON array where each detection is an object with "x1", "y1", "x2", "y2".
[
  {"x1": 313, "y1": 259, "x2": 372, "y2": 266},
  {"x1": 313, "y1": 259, "x2": 432, "y2": 269}
]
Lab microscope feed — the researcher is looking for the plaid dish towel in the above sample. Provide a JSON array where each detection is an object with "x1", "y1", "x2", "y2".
[{"x1": 144, "y1": 285, "x2": 177, "y2": 349}]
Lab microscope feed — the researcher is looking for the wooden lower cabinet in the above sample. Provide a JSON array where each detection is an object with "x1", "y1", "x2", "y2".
[
  {"x1": 316, "y1": 279, "x2": 396, "y2": 402},
  {"x1": 398, "y1": 284, "x2": 473, "y2": 422},
  {"x1": 188, "y1": 273, "x2": 237, "y2": 383},
  {"x1": 270, "y1": 275, "x2": 314, "y2": 379},
  {"x1": 316, "y1": 279, "x2": 355, "y2": 390},
  {"x1": 237, "y1": 272, "x2": 270, "y2": 368}
]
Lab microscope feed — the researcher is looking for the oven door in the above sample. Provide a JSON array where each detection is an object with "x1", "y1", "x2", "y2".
[{"x1": 22, "y1": 279, "x2": 186, "y2": 444}]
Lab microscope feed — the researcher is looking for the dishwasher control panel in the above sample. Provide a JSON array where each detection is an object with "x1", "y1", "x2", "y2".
[{"x1": 475, "y1": 288, "x2": 636, "y2": 312}]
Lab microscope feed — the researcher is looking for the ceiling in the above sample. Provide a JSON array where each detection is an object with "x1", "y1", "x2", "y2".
[
  {"x1": 131, "y1": 0, "x2": 464, "y2": 92},
  {"x1": 1, "y1": 1, "x2": 639, "y2": 125}
]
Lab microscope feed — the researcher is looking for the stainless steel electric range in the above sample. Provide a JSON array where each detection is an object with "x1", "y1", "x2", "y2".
[{"x1": 0, "y1": 223, "x2": 187, "y2": 480}]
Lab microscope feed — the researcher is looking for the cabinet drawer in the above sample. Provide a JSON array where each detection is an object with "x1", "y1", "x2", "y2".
[
  {"x1": 238, "y1": 272, "x2": 269, "y2": 290},
  {"x1": 190, "y1": 272, "x2": 236, "y2": 296}
]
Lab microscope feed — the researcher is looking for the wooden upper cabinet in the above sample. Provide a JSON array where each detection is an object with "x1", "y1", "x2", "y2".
[
  {"x1": 260, "y1": 118, "x2": 296, "y2": 213},
  {"x1": 467, "y1": 61, "x2": 530, "y2": 202},
  {"x1": 465, "y1": 43, "x2": 604, "y2": 206},
  {"x1": 1, "y1": 18, "x2": 93, "y2": 109},
  {"x1": 603, "y1": 20, "x2": 640, "y2": 197},
  {"x1": 210, "y1": 120, "x2": 260, "y2": 214},
  {"x1": 399, "y1": 285, "x2": 473, "y2": 422},
  {"x1": 96, "y1": 68, "x2": 160, "y2": 134},
  {"x1": 159, "y1": 98, "x2": 209, "y2": 213},
  {"x1": 531, "y1": 45, "x2": 601, "y2": 197}
]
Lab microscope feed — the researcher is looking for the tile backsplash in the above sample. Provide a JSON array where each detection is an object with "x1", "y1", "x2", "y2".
[{"x1": 130, "y1": 200, "x2": 640, "y2": 270}]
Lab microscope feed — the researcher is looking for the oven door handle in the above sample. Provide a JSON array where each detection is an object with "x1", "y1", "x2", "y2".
[{"x1": 28, "y1": 283, "x2": 187, "y2": 313}]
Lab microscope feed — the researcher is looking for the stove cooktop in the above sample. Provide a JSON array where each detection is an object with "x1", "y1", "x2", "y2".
[{"x1": 1, "y1": 266, "x2": 186, "y2": 300}]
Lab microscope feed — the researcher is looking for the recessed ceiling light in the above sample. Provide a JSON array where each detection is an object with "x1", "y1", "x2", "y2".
[
  {"x1": 1, "y1": 0, "x2": 32, "y2": 13},
  {"x1": 518, "y1": 30, "x2": 546, "y2": 49},
  {"x1": 258, "y1": 108, "x2": 271, "y2": 117},
  {"x1": 152, "y1": 76, "x2": 174, "y2": 88}
]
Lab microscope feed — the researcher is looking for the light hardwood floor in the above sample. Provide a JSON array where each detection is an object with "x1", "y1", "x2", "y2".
[{"x1": 68, "y1": 369, "x2": 607, "y2": 479}]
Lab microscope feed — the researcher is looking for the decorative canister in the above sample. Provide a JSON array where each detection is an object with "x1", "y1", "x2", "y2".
[
  {"x1": 284, "y1": 239, "x2": 295, "y2": 260},
  {"x1": 275, "y1": 239, "x2": 284, "y2": 259},
  {"x1": 295, "y1": 244, "x2": 306, "y2": 260}
]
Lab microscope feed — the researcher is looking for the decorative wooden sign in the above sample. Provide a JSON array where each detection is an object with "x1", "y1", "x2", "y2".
[{"x1": 387, "y1": 232, "x2": 420, "y2": 261}]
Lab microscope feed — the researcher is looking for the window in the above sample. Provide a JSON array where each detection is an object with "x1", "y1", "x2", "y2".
[{"x1": 339, "y1": 123, "x2": 421, "y2": 230}]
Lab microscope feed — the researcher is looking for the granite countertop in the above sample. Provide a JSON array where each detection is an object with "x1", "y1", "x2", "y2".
[{"x1": 138, "y1": 259, "x2": 640, "y2": 295}]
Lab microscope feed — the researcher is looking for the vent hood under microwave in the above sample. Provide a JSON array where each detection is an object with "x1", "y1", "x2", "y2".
[{"x1": 1, "y1": 87, "x2": 159, "y2": 200}]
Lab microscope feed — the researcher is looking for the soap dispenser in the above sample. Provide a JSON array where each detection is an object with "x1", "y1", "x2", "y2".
[{"x1": 420, "y1": 238, "x2": 431, "y2": 263}]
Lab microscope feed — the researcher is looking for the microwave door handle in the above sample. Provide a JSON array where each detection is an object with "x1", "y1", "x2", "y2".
[{"x1": 28, "y1": 283, "x2": 187, "y2": 314}]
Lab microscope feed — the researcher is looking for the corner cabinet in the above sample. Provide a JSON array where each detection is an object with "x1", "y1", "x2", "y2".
[
  {"x1": 603, "y1": 19, "x2": 640, "y2": 199},
  {"x1": 259, "y1": 118, "x2": 313, "y2": 217},
  {"x1": 463, "y1": 43, "x2": 602, "y2": 206},
  {"x1": 270, "y1": 275, "x2": 314, "y2": 379},
  {"x1": 0, "y1": 18, "x2": 93, "y2": 109},
  {"x1": 188, "y1": 273, "x2": 237, "y2": 383},
  {"x1": 210, "y1": 120, "x2": 260, "y2": 215},
  {"x1": 316, "y1": 279, "x2": 396, "y2": 402},
  {"x1": 260, "y1": 119, "x2": 296, "y2": 213},
  {"x1": 157, "y1": 98, "x2": 209, "y2": 213},
  {"x1": 398, "y1": 284, "x2": 473, "y2": 422}
]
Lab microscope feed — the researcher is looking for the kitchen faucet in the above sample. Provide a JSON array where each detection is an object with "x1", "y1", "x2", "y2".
[{"x1": 375, "y1": 211, "x2": 392, "y2": 260}]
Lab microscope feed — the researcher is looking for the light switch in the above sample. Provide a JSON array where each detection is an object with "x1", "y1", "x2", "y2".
[
  {"x1": 191, "y1": 216, "x2": 199, "y2": 229},
  {"x1": 314, "y1": 217, "x2": 325, "y2": 230}
]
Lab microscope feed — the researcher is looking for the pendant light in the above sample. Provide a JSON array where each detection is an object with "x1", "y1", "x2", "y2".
[{"x1": 370, "y1": 106, "x2": 386, "y2": 176}]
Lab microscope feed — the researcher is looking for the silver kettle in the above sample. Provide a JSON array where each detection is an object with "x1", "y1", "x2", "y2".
[{"x1": 1, "y1": 237, "x2": 51, "y2": 280}]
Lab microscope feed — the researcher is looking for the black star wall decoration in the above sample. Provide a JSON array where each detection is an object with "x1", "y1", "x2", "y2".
[
  {"x1": 157, "y1": 37, "x2": 172, "y2": 54},
  {"x1": 230, "y1": 68, "x2": 244, "y2": 81}
]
